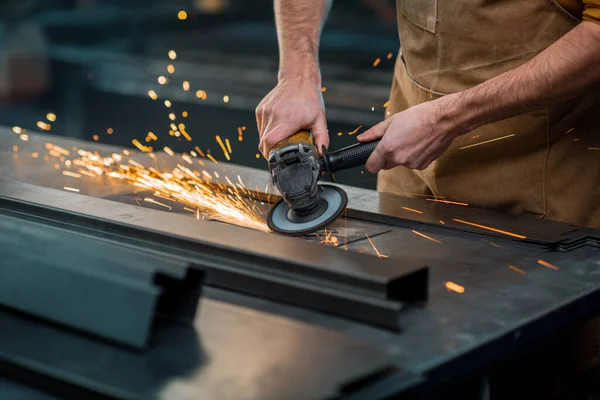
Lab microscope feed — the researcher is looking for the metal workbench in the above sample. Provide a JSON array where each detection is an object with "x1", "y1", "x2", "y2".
[{"x1": 1, "y1": 128, "x2": 600, "y2": 399}]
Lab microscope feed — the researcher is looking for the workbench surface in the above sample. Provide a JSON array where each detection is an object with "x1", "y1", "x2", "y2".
[{"x1": 2, "y1": 128, "x2": 600, "y2": 399}]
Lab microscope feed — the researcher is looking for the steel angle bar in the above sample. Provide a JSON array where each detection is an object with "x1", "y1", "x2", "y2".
[
  {"x1": 0, "y1": 214, "x2": 204, "y2": 348},
  {"x1": 0, "y1": 180, "x2": 428, "y2": 330}
]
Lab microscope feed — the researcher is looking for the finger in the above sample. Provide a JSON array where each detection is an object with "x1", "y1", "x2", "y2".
[
  {"x1": 357, "y1": 118, "x2": 393, "y2": 143},
  {"x1": 365, "y1": 143, "x2": 387, "y2": 174},
  {"x1": 259, "y1": 121, "x2": 297, "y2": 158},
  {"x1": 311, "y1": 113, "x2": 329, "y2": 155},
  {"x1": 255, "y1": 106, "x2": 263, "y2": 137}
]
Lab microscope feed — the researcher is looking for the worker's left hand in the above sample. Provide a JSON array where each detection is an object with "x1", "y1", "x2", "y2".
[{"x1": 357, "y1": 99, "x2": 462, "y2": 173}]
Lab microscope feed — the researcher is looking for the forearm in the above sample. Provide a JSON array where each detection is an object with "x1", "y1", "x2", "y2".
[
  {"x1": 275, "y1": 0, "x2": 332, "y2": 83},
  {"x1": 452, "y1": 21, "x2": 600, "y2": 134}
]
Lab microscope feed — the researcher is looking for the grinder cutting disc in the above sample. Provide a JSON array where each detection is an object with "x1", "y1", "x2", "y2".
[{"x1": 267, "y1": 184, "x2": 348, "y2": 236}]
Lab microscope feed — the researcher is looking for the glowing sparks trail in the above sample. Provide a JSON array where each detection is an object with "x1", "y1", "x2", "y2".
[
  {"x1": 426, "y1": 198, "x2": 469, "y2": 206},
  {"x1": 348, "y1": 125, "x2": 363, "y2": 135},
  {"x1": 445, "y1": 281, "x2": 465, "y2": 294},
  {"x1": 538, "y1": 259, "x2": 559, "y2": 271},
  {"x1": 411, "y1": 230, "x2": 443, "y2": 244},
  {"x1": 207, "y1": 153, "x2": 219, "y2": 164},
  {"x1": 459, "y1": 134, "x2": 515, "y2": 150},
  {"x1": 50, "y1": 147, "x2": 268, "y2": 231},
  {"x1": 452, "y1": 219, "x2": 527, "y2": 239},
  {"x1": 402, "y1": 206, "x2": 423, "y2": 214},
  {"x1": 216, "y1": 135, "x2": 231, "y2": 161},
  {"x1": 509, "y1": 265, "x2": 526, "y2": 275},
  {"x1": 365, "y1": 234, "x2": 388, "y2": 258},
  {"x1": 373, "y1": 57, "x2": 381, "y2": 67}
]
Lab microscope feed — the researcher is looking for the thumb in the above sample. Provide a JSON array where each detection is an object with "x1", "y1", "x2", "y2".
[
  {"x1": 357, "y1": 118, "x2": 393, "y2": 143},
  {"x1": 311, "y1": 113, "x2": 329, "y2": 156}
]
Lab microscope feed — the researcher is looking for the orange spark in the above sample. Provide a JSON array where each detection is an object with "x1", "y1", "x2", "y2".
[
  {"x1": 459, "y1": 134, "x2": 515, "y2": 150},
  {"x1": 178, "y1": 10, "x2": 187, "y2": 20},
  {"x1": 373, "y1": 57, "x2": 381, "y2": 67},
  {"x1": 402, "y1": 206, "x2": 423, "y2": 214},
  {"x1": 386, "y1": 52, "x2": 393, "y2": 59},
  {"x1": 148, "y1": 90, "x2": 158, "y2": 100},
  {"x1": 348, "y1": 125, "x2": 363, "y2": 135},
  {"x1": 215, "y1": 136, "x2": 230, "y2": 161},
  {"x1": 223, "y1": 95, "x2": 230, "y2": 103},
  {"x1": 411, "y1": 230, "x2": 443, "y2": 244},
  {"x1": 63, "y1": 187, "x2": 80, "y2": 193},
  {"x1": 439, "y1": 220, "x2": 445, "y2": 224},
  {"x1": 565, "y1": 128, "x2": 575, "y2": 134},
  {"x1": 426, "y1": 198, "x2": 469, "y2": 206},
  {"x1": 445, "y1": 281, "x2": 465, "y2": 294},
  {"x1": 20, "y1": 134, "x2": 29, "y2": 141},
  {"x1": 589, "y1": 148, "x2": 600, "y2": 151},
  {"x1": 46, "y1": 113, "x2": 57, "y2": 122},
  {"x1": 12, "y1": 126, "x2": 22, "y2": 134},
  {"x1": 92, "y1": 135, "x2": 99, "y2": 141},
  {"x1": 366, "y1": 234, "x2": 388, "y2": 258},
  {"x1": 167, "y1": 64, "x2": 175, "y2": 74},
  {"x1": 509, "y1": 265, "x2": 525, "y2": 275},
  {"x1": 62, "y1": 171, "x2": 82, "y2": 178},
  {"x1": 182, "y1": 81, "x2": 190, "y2": 91},
  {"x1": 452, "y1": 219, "x2": 527, "y2": 239},
  {"x1": 383, "y1": 100, "x2": 390, "y2": 108},
  {"x1": 163, "y1": 147, "x2": 175, "y2": 156},
  {"x1": 196, "y1": 90, "x2": 207, "y2": 100},
  {"x1": 226, "y1": 138, "x2": 232, "y2": 154},
  {"x1": 168, "y1": 50, "x2": 177, "y2": 60},
  {"x1": 207, "y1": 153, "x2": 219, "y2": 164},
  {"x1": 538, "y1": 259, "x2": 559, "y2": 271},
  {"x1": 195, "y1": 146, "x2": 206, "y2": 157},
  {"x1": 144, "y1": 198, "x2": 172, "y2": 210},
  {"x1": 182, "y1": 111, "x2": 188, "y2": 117}
]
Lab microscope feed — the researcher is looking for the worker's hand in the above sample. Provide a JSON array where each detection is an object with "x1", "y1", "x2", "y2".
[
  {"x1": 357, "y1": 99, "x2": 463, "y2": 173},
  {"x1": 256, "y1": 76, "x2": 328, "y2": 158}
]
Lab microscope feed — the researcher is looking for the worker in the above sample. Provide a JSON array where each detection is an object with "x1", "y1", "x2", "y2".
[{"x1": 256, "y1": 0, "x2": 600, "y2": 229}]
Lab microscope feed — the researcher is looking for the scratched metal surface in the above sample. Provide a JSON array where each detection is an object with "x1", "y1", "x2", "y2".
[{"x1": 2, "y1": 128, "x2": 600, "y2": 392}]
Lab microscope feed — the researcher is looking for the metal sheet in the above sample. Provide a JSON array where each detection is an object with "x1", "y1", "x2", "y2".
[
  {"x1": 0, "y1": 180, "x2": 428, "y2": 330},
  {"x1": 0, "y1": 292, "x2": 413, "y2": 400}
]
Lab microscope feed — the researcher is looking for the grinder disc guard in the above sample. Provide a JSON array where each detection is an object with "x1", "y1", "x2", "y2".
[{"x1": 267, "y1": 185, "x2": 348, "y2": 236}]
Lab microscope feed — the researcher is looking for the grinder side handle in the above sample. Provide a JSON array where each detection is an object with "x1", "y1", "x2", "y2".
[{"x1": 322, "y1": 139, "x2": 380, "y2": 173}]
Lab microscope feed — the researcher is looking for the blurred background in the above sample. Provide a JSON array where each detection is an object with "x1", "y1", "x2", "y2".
[{"x1": 0, "y1": 0, "x2": 398, "y2": 189}]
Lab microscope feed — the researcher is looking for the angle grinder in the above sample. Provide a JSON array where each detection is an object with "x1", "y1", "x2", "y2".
[{"x1": 266, "y1": 130, "x2": 379, "y2": 236}]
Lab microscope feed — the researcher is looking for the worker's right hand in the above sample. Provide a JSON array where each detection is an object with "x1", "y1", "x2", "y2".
[{"x1": 256, "y1": 76, "x2": 328, "y2": 158}]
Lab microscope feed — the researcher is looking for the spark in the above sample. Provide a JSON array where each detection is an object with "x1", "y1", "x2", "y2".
[
  {"x1": 196, "y1": 90, "x2": 207, "y2": 100},
  {"x1": 144, "y1": 197, "x2": 172, "y2": 210},
  {"x1": 452, "y1": 219, "x2": 527, "y2": 239},
  {"x1": 426, "y1": 198, "x2": 469, "y2": 206},
  {"x1": 387, "y1": 52, "x2": 393, "y2": 59},
  {"x1": 402, "y1": 206, "x2": 423, "y2": 214},
  {"x1": 158, "y1": 76, "x2": 168, "y2": 85},
  {"x1": 337, "y1": 132, "x2": 342, "y2": 136},
  {"x1": 383, "y1": 100, "x2": 390, "y2": 108},
  {"x1": 32, "y1": 152, "x2": 39, "y2": 158},
  {"x1": 46, "y1": 113, "x2": 57, "y2": 122},
  {"x1": 163, "y1": 147, "x2": 175, "y2": 156},
  {"x1": 20, "y1": 134, "x2": 29, "y2": 141},
  {"x1": 373, "y1": 57, "x2": 381, "y2": 67},
  {"x1": 107, "y1": 128, "x2": 113, "y2": 134},
  {"x1": 180, "y1": 128, "x2": 192, "y2": 141},
  {"x1": 181, "y1": 153, "x2": 193, "y2": 164},
  {"x1": 78, "y1": 169, "x2": 95, "y2": 178},
  {"x1": 63, "y1": 187, "x2": 80, "y2": 193},
  {"x1": 459, "y1": 134, "x2": 515, "y2": 150},
  {"x1": 169, "y1": 113, "x2": 176, "y2": 121},
  {"x1": 589, "y1": 148, "x2": 600, "y2": 151},
  {"x1": 215, "y1": 136, "x2": 230, "y2": 161},
  {"x1": 148, "y1": 90, "x2": 158, "y2": 100},
  {"x1": 411, "y1": 230, "x2": 443, "y2": 244},
  {"x1": 147, "y1": 132, "x2": 158, "y2": 141},
  {"x1": 348, "y1": 125, "x2": 363, "y2": 135},
  {"x1": 207, "y1": 154, "x2": 219, "y2": 164},
  {"x1": 62, "y1": 171, "x2": 82, "y2": 178},
  {"x1": 439, "y1": 220, "x2": 445, "y2": 224},
  {"x1": 167, "y1": 64, "x2": 175, "y2": 74},
  {"x1": 92, "y1": 135, "x2": 99, "y2": 141},
  {"x1": 226, "y1": 138, "x2": 232, "y2": 154},
  {"x1": 168, "y1": 50, "x2": 177, "y2": 60},
  {"x1": 178, "y1": 10, "x2": 187, "y2": 20},
  {"x1": 565, "y1": 128, "x2": 575, "y2": 134},
  {"x1": 12, "y1": 126, "x2": 22, "y2": 134},
  {"x1": 365, "y1": 234, "x2": 388, "y2": 258},
  {"x1": 183, "y1": 81, "x2": 190, "y2": 91},
  {"x1": 164, "y1": 100, "x2": 172, "y2": 107},
  {"x1": 538, "y1": 259, "x2": 559, "y2": 271},
  {"x1": 194, "y1": 146, "x2": 205, "y2": 157},
  {"x1": 223, "y1": 95, "x2": 230, "y2": 103},
  {"x1": 37, "y1": 121, "x2": 51, "y2": 131},
  {"x1": 13, "y1": 145, "x2": 18, "y2": 152},
  {"x1": 445, "y1": 281, "x2": 465, "y2": 294},
  {"x1": 255, "y1": 153, "x2": 260, "y2": 159},
  {"x1": 321, "y1": 86, "x2": 327, "y2": 92},
  {"x1": 132, "y1": 139, "x2": 152, "y2": 153},
  {"x1": 182, "y1": 111, "x2": 188, "y2": 117},
  {"x1": 509, "y1": 265, "x2": 525, "y2": 275}
]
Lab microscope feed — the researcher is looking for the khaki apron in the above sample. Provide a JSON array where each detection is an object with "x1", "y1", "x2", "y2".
[{"x1": 379, "y1": 0, "x2": 600, "y2": 228}]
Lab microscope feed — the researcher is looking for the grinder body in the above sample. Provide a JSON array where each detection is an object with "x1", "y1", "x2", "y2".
[{"x1": 267, "y1": 130, "x2": 323, "y2": 219}]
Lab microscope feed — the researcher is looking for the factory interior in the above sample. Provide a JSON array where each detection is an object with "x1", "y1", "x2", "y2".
[{"x1": 1, "y1": 0, "x2": 599, "y2": 399}]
